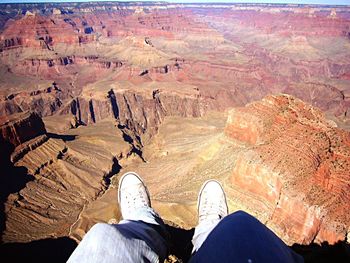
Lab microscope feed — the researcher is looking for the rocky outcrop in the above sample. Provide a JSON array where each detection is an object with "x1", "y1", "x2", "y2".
[
  {"x1": 0, "y1": 112, "x2": 46, "y2": 150},
  {"x1": 0, "y1": 82, "x2": 73, "y2": 118},
  {"x1": 5, "y1": 56, "x2": 124, "y2": 78},
  {"x1": 2, "y1": 119, "x2": 132, "y2": 243},
  {"x1": 57, "y1": 87, "x2": 205, "y2": 145},
  {"x1": 225, "y1": 94, "x2": 350, "y2": 245},
  {"x1": 116, "y1": 89, "x2": 205, "y2": 144}
]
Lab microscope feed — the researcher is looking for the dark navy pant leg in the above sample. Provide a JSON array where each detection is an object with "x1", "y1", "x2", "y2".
[{"x1": 190, "y1": 211, "x2": 303, "y2": 263}]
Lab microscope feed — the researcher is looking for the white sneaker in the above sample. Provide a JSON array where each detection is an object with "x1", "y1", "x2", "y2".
[
  {"x1": 197, "y1": 180, "x2": 228, "y2": 224},
  {"x1": 118, "y1": 172, "x2": 151, "y2": 220}
]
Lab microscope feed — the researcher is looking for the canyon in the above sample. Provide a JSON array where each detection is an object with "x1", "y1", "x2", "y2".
[{"x1": 0, "y1": 1, "x2": 350, "y2": 262}]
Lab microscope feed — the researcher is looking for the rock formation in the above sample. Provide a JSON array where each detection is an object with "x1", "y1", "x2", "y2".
[
  {"x1": 2, "y1": 118, "x2": 133, "y2": 243},
  {"x1": 0, "y1": 112, "x2": 47, "y2": 166},
  {"x1": 0, "y1": 112, "x2": 46, "y2": 148},
  {"x1": 0, "y1": 2, "x2": 349, "y2": 128},
  {"x1": 0, "y1": 2, "x2": 349, "y2": 260},
  {"x1": 98, "y1": 94, "x2": 348, "y2": 248},
  {"x1": 225, "y1": 95, "x2": 350, "y2": 245}
]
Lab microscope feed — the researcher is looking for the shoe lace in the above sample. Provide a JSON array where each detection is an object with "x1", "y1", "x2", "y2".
[
  {"x1": 199, "y1": 198, "x2": 227, "y2": 221},
  {"x1": 123, "y1": 185, "x2": 149, "y2": 208}
]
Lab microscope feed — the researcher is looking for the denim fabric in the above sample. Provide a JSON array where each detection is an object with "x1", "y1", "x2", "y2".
[
  {"x1": 67, "y1": 208, "x2": 167, "y2": 263},
  {"x1": 67, "y1": 210, "x2": 303, "y2": 263},
  {"x1": 192, "y1": 218, "x2": 220, "y2": 253},
  {"x1": 189, "y1": 211, "x2": 304, "y2": 263}
]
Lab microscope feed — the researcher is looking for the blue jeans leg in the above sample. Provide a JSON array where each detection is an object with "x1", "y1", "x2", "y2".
[
  {"x1": 190, "y1": 211, "x2": 304, "y2": 263},
  {"x1": 67, "y1": 220, "x2": 168, "y2": 263}
]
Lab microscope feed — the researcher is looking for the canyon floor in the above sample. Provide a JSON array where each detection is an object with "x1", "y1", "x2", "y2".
[{"x1": 1, "y1": 2, "x2": 350, "y2": 262}]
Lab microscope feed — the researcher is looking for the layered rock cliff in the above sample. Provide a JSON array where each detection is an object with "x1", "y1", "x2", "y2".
[
  {"x1": 225, "y1": 95, "x2": 350, "y2": 245},
  {"x1": 2, "y1": 118, "x2": 133, "y2": 243},
  {"x1": 0, "y1": 112, "x2": 46, "y2": 148},
  {"x1": 0, "y1": 112, "x2": 47, "y2": 166}
]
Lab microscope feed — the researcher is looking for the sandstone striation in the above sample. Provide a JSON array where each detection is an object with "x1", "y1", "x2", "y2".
[
  {"x1": 0, "y1": 3, "x2": 349, "y2": 128},
  {"x1": 225, "y1": 95, "x2": 350, "y2": 245},
  {"x1": 2, "y1": 119, "x2": 133, "y2": 243},
  {"x1": 0, "y1": 112, "x2": 47, "y2": 166}
]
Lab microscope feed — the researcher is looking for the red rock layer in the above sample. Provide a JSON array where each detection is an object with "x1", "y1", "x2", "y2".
[
  {"x1": 0, "y1": 3, "x2": 349, "y2": 247},
  {"x1": 216, "y1": 10, "x2": 350, "y2": 37},
  {"x1": 0, "y1": 5, "x2": 349, "y2": 125},
  {"x1": 225, "y1": 95, "x2": 350, "y2": 245},
  {"x1": 0, "y1": 9, "x2": 210, "y2": 50}
]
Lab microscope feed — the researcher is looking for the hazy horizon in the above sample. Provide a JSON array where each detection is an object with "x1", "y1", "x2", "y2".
[{"x1": 1, "y1": 0, "x2": 349, "y2": 6}]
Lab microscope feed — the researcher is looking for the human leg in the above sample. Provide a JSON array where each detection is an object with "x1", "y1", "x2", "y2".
[
  {"x1": 190, "y1": 180, "x2": 303, "y2": 263},
  {"x1": 191, "y1": 180, "x2": 228, "y2": 253},
  {"x1": 190, "y1": 211, "x2": 303, "y2": 263},
  {"x1": 67, "y1": 219, "x2": 167, "y2": 263},
  {"x1": 67, "y1": 172, "x2": 168, "y2": 263}
]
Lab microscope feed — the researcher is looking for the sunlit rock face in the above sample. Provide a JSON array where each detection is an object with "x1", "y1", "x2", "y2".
[
  {"x1": 1, "y1": 2, "x2": 350, "y2": 129},
  {"x1": 0, "y1": 1, "x2": 349, "y2": 250},
  {"x1": 225, "y1": 95, "x2": 350, "y2": 245}
]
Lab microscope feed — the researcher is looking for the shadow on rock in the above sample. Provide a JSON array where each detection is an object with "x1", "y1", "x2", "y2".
[
  {"x1": 291, "y1": 241, "x2": 350, "y2": 263},
  {"x1": 0, "y1": 237, "x2": 77, "y2": 263},
  {"x1": 47, "y1": 132, "x2": 77, "y2": 142},
  {"x1": 0, "y1": 139, "x2": 34, "y2": 242},
  {"x1": 165, "y1": 224, "x2": 194, "y2": 262}
]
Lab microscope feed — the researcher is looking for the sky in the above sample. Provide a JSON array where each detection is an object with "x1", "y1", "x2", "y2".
[{"x1": 0, "y1": 0, "x2": 348, "y2": 5}]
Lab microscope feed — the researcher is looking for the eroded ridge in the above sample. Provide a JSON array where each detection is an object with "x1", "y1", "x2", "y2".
[{"x1": 225, "y1": 95, "x2": 350, "y2": 245}]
